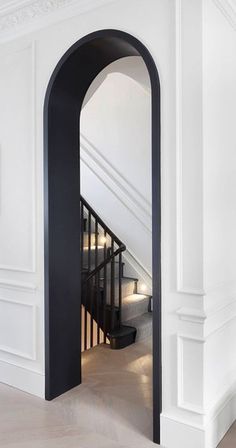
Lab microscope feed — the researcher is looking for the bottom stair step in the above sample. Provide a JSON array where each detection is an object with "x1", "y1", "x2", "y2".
[
  {"x1": 107, "y1": 325, "x2": 137, "y2": 350},
  {"x1": 124, "y1": 312, "x2": 152, "y2": 342}
]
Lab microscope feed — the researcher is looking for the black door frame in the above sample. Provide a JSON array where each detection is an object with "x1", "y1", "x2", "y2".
[{"x1": 44, "y1": 29, "x2": 161, "y2": 444}]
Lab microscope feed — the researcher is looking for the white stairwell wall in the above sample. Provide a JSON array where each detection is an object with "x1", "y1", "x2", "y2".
[{"x1": 80, "y1": 56, "x2": 152, "y2": 293}]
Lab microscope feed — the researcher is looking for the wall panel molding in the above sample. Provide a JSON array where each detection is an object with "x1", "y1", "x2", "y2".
[
  {"x1": 0, "y1": 279, "x2": 37, "y2": 292},
  {"x1": 175, "y1": 0, "x2": 204, "y2": 296},
  {"x1": 0, "y1": 41, "x2": 36, "y2": 274},
  {"x1": 0, "y1": 296, "x2": 37, "y2": 360},
  {"x1": 177, "y1": 334, "x2": 205, "y2": 415},
  {"x1": 213, "y1": 0, "x2": 236, "y2": 31},
  {"x1": 177, "y1": 296, "x2": 236, "y2": 338}
]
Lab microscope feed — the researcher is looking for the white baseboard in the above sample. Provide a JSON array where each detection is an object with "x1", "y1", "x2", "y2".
[
  {"x1": 161, "y1": 387, "x2": 236, "y2": 448},
  {"x1": 0, "y1": 359, "x2": 44, "y2": 398},
  {"x1": 161, "y1": 414, "x2": 205, "y2": 448},
  {"x1": 206, "y1": 385, "x2": 236, "y2": 448}
]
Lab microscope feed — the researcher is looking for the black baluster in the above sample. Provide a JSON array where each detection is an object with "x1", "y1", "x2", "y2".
[
  {"x1": 81, "y1": 202, "x2": 84, "y2": 271},
  {"x1": 88, "y1": 210, "x2": 91, "y2": 272},
  {"x1": 103, "y1": 230, "x2": 107, "y2": 343},
  {"x1": 119, "y1": 252, "x2": 122, "y2": 328},
  {"x1": 84, "y1": 283, "x2": 87, "y2": 351},
  {"x1": 97, "y1": 270, "x2": 100, "y2": 344},
  {"x1": 110, "y1": 239, "x2": 115, "y2": 331},
  {"x1": 95, "y1": 220, "x2": 100, "y2": 344},
  {"x1": 89, "y1": 215, "x2": 93, "y2": 348}
]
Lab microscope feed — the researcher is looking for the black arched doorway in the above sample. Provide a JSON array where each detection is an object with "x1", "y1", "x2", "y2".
[{"x1": 44, "y1": 29, "x2": 161, "y2": 443}]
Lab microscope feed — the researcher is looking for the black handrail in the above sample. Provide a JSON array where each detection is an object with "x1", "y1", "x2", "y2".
[
  {"x1": 80, "y1": 195, "x2": 125, "y2": 350},
  {"x1": 84, "y1": 244, "x2": 125, "y2": 282},
  {"x1": 81, "y1": 196, "x2": 124, "y2": 247}
]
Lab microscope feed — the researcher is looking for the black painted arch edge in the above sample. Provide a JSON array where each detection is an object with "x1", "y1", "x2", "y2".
[{"x1": 44, "y1": 28, "x2": 161, "y2": 444}]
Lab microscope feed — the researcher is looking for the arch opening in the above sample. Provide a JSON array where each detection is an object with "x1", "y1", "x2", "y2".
[{"x1": 44, "y1": 29, "x2": 161, "y2": 443}]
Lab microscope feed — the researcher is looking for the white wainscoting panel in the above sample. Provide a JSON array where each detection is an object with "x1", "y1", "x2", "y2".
[
  {"x1": 177, "y1": 334, "x2": 205, "y2": 414},
  {"x1": 0, "y1": 42, "x2": 35, "y2": 273},
  {"x1": 176, "y1": 0, "x2": 204, "y2": 295},
  {"x1": 0, "y1": 297, "x2": 36, "y2": 360}
]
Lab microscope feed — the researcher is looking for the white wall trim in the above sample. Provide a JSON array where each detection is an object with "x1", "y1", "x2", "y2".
[
  {"x1": 161, "y1": 413, "x2": 205, "y2": 448},
  {"x1": 0, "y1": 279, "x2": 37, "y2": 292},
  {"x1": 175, "y1": 0, "x2": 204, "y2": 297},
  {"x1": 175, "y1": 0, "x2": 184, "y2": 294},
  {"x1": 205, "y1": 383, "x2": 236, "y2": 448},
  {"x1": 212, "y1": 0, "x2": 236, "y2": 31},
  {"x1": 176, "y1": 307, "x2": 206, "y2": 324},
  {"x1": 161, "y1": 395, "x2": 236, "y2": 448},
  {"x1": 0, "y1": 296, "x2": 37, "y2": 360},
  {"x1": 177, "y1": 297, "x2": 236, "y2": 338},
  {"x1": 177, "y1": 334, "x2": 205, "y2": 415},
  {"x1": 175, "y1": 0, "x2": 205, "y2": 297},
  {"x1": 0, "y1": 41, "x2": 37, "y2": 274},
  {"x1": 0, "y1": 358, "x2": 44, "y2": 397},
  {"x1": 80, "y1": 133, "x2": 152, "y2": 235}
]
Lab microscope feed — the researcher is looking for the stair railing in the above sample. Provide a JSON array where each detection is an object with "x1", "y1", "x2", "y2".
[{"x1": 80, "y1": 196, "x2": 126, "y2": 351}]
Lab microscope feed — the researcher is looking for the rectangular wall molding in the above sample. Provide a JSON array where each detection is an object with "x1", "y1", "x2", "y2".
[
  {"x1": 0, "y1": 279, "x2": 37, "y2": 292},
  {"x1": 177, "y1": 334, "x2": 205, "y2": 415},
  {"x1": 0, "y1": 296, "x2": 37, "y2": 361},
  {"x1": 175, "y1": 0, "x2": 204, "y2": 296},
  {"x1": 0, "y1": 41, "x2": 36, "y2": 274}
]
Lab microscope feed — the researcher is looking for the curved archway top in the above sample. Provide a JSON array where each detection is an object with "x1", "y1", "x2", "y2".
[
  {"x1": 45, "y1": 29, "x2": 160, "y2": 114},
  {"x1": 82, "y1": 56, "x2": 151, "y2": 108}
]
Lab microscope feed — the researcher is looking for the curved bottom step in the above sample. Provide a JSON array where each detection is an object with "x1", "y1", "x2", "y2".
[
  {"x1": 124, "y1": 312, "x2": 152, "y2": 342},
  {"x1": 107, "y1": 325, "x2": 137, "y2": 350}
]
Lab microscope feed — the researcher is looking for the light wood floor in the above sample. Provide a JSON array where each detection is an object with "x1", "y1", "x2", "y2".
[
  {"x1": 0, "y1": 339, "x2": 157, "y2": 448},
  {"x1": 218, "y1": 422, "x2": 236, "y2": 448},
  {"x1": 0, "y1": 338, "x2": 235, "y2": 448}
]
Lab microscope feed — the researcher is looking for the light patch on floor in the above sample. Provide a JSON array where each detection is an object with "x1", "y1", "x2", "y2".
[
  {"x1": 0, "y1": 338, "x2": 160, "y2": 448},
  {"x1": 218, "y1": 422, "x2": 236, "y2": 448}
]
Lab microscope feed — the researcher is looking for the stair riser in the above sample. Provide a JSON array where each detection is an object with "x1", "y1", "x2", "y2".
[
  {"x1": 104, "y1": 280, "x2": 137, "y2": 303},
  {"x1": 135, "y1": 320, "x2": 152, "y2": 342},
  {"x1": 82, "y1": 249, "x2": 106, "y2": 267},
  {"x1": 122, "y1": 298, "x2": 150, "y2": 321}
]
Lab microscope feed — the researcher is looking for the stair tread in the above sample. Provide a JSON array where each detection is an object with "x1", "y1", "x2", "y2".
[
  {"x1": 122, "y1": 293, "x2": 151, "y2": 305},
  {"x1": 83, "y1": 246, "x2": 105, "y2": 250}
]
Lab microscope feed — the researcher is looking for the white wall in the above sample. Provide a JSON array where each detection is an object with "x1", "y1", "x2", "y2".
[
  {"x1": 1, "y1": 0, "x2": 235, "y2": 447},
  {"x1": 203, "y1": 0, "x2": 236, "y2": 445},
  {"x1": 80, "y1": 56, "x2": 152, "y2": 290},
  {"x1": 0, "y1": 40, "x2": 44, "y2": 397}
]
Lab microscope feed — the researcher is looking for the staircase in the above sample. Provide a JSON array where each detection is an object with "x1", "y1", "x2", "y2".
[{"x1": 81, "y1": 196, "x2": 152, "y2": 350}]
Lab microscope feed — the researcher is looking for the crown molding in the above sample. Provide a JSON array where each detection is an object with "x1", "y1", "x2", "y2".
[
  {"x1": 0, "y1": 0, "x2": 117, "y2": 41},
  {"x1": 213, "y1": 0, "x2": 236, "y2": 31}
]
